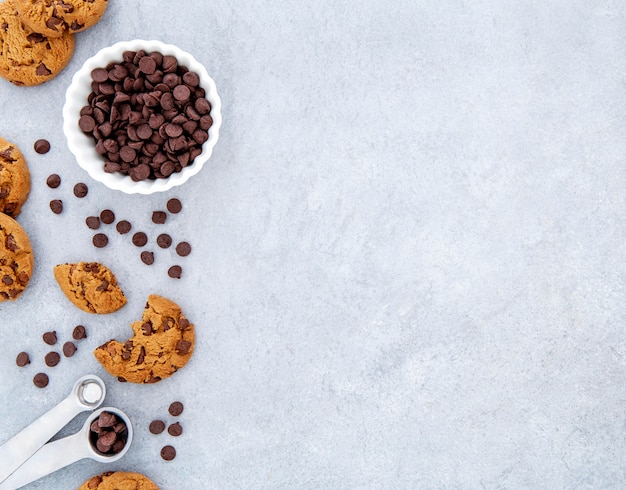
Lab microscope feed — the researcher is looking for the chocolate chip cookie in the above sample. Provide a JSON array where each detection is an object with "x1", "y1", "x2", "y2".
[
  {"x1": 78, "y1": 471, "x2": 159, "y2": 490},
  {"x1": 14, "y1": 0, "x2": 108, "y2": 37},
  {"x1": 0, "y1": 0, "x2": 75, "y2": 86},
  {"x1": 0, "y1": 136, "x2": 30, "y2": 217},
  {"x1": 0, "y1": 212, "x2": 33, "y2": 301},
  {"x1": 94, "y1": 294, "x2": 194, "y2": 383},
  {"x1": 53, "y1": 261, "x2": 126, "y2": 314}
]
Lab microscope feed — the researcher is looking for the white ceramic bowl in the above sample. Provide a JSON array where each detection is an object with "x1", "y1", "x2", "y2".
[{"x1": 63, "y1": 39, "x2": 222, "y2": 194}]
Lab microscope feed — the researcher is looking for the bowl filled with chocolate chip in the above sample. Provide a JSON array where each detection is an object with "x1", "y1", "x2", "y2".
[{"x1": 63, "y1": 40, "x2": 222, "y2": 194}]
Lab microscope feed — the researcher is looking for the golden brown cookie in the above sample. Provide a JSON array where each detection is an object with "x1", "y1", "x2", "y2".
[
  {"x1": 0, "y1": 136, "x2": 30, "y2": 217},
  {"x1": 0, "y1": 211, "x2": 33, "y2": 301},
  {"x1": 14, "y1": 0, "x2": 108, "y2": 38},
  {"x1": 78, "y1": 471, "x2": 159, "y2": 490},
  {"x1": 0, "y1": 0, "x2": 75, "y2": 86},
  {"x1": 94, "y1": 294, "x2": 195, "y2": 384},
  {"x1": 53, "y1": 261, "x2": 126, "y2": 314}
]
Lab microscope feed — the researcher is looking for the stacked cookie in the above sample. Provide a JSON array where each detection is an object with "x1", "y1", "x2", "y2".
[
  {"x1": 0, "y1": 0, "x2": 108, "y2": 86},
  {"x1": 0, "y1": 136, "x2": 33, "y2": 301}
]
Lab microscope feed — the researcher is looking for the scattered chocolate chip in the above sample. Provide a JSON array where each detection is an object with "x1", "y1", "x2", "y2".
[
  {"x1": 169, "y1": 401, "x2": 184, "y2": 416},
  {"x1": 45, "y1": 351, "x2": 60, "y2": 367},
  {"x1": 141, "y1": 251, "x2": 155, "y2": 265},
  {"x1": 86, "y1": 216, "x2": 100, "y2": 229},
  {"x1": 33, "y1": 373, "x2": 49, "y2": 388},
  {"x1": 43, "y1": 331, "x2": 57, "y2": 345},
  {"x1": 152, "y1": 211, "x2": 167, "y2": 224},
  {"x1": 34, "y1": 139, "x2": 50, "y2": 154},
  {"x1": 63, "y1": 342, "x2": 77, "y2": 357},
  {"x1": 132, "y1": 232, "x2": 148, "y2": 247},
  {"x1": 175, "y1": 241, "x2": 191, "y2": 257},
  {"x1": 50, "y1": 199, "x2": 63, "y2": 214},
  {"x1": 168, "y1": 422, "x2": 183, "y2": 437},
  {"x1": 100, "y1": 209, "x2": 115, "y2": 224},
  {"x1": 73, "y1": 325, "x2": 87, "y2": 340},
  {"x1": 93, "y1": 233, "x2": 109, "y2": 248},
  {"x1": 166, "y1": 198, "x2": 182, "y2": 214},
  {"x1": 157, "y1": 233, "x2": 172, "y2": 248},
  {"x1": 116, "y1": 220, "x2": 132, "y2": 234},
  {"x1": 161, "y1": 445, "x2": 176, "y2": 461},
  {"x1": 149, "y1": 419, "x2": 165, "y2": 434},
  {"x1": 168, "y1": 265, "x2": 182, "y2": 279},
  {"x1": 46, "y1": 174, "x2": 61, "y2": 188},
  {"x1": 73, "y1": 183, "x2": 88, "y2": 198},
  {"x1": 16, "y1": 351, "x2": 30, "y2": 367}
]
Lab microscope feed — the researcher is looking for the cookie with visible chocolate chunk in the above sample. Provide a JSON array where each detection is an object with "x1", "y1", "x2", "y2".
[
  {"x1": 0, "y1": 212, "x2": 33, "y2": 301},
  {"x1": 0, "y1": 136, "x2": 30, "y2": 217},
  {"x1": 78, "y1": 471, "x2": 159, "y2": 490},
  {"x1": 94, "y1": 294, "x2": 194, "y2": 384},
  {"x1": 53, "y1": 261, "x2": 126, "y2": 314},
  {"x1": 0, "y1": 0, "x2": 75, "y2": 86},
  {"x1": 14, "y1": 0, "x2": 108, "y2": 38}
]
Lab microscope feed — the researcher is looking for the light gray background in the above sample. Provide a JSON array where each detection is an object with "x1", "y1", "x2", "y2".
[{"x1": 0, "y1": 0, "x2": 625, "y2": 488}]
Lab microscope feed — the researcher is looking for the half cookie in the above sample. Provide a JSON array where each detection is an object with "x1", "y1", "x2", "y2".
[
  {"x1": 94, "y1": 294, "x2": 194, "y2": 383},
  {"x1": 0, "y1": 212, "x2": 33, "y2": 301},
  {"x1": 53, "y1": 262, "x2": 126, "y2": 314}
]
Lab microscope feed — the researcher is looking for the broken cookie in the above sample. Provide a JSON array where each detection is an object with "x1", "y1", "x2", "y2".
[
  {"x1": 94, "y1": 294, "x2": 194, "y2": 384},
  {"x1": 53, "y1": 262, "x2": 126, "y2": 314}
]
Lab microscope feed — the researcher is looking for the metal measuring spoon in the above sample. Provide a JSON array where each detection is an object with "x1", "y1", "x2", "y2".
[
  {"x1": 0, "y1": 374, "x2": 106, "y2": 485},
  {"x1": 0, "y1": 406, "x2": 133, "y2": 489}
]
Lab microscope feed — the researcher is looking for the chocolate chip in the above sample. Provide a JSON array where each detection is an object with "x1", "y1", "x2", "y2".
[
  {"x1": 157, "y1": 233, "x2": 172, "y2": 248},
  {"x1": 45, "y1": 351, "x2": 60, "y2": 367},
  {"x1": 85, "y1": 216, "x2": 100, "y2": 229},
  {"x1": 142, "y1": 322, "x2": 153, "y2": 335},
  {"x1": 33, "y1": 373, "x2": 49, "y2": 388},
  {"x1": 73, "y1": 183, "x2": 88, "y2": 198},
  {"x1": 79, "y1": 115, "x2": 96, "y2": 132},
  {"x1": 43, "y1": 331, "x2": 57, "y2": 345},
  {"x1": 50, "y1": 199, "x2": 63, "y2": 214},
  {"x1": 152, "y1": 211, "x2": 166, "y2": 224},
  {"x1": 137, "y1": 346, "x2": 146, "y2": 365},
  {"x1": 93, "y1": 233, "x2": 108, "y2": 248},
  {"x1": 168, "y1": 422, "x2": 183, "y2": 437},
  {"x1": 149, "y1": 419, "x2": 165, "y2": 434},
  {"x1": 46, "y1": 174, "x2": 61, "y2": 188},
  {"x1": 141, "y1": 251, "x2": 154, "y2": 265},
  {"x1": 176, "y1": 339, "x2": 191, "y2": 355},
  {"x1": 16, "y1": 351, "x2": 30, "y2": 367},
  {"x1": 175, "y1": 241, "x2": 191, "y2": 257},
  {"x1": 167, "y1": 198, "x2": 182, "y2": 214},
  {"x1": 100, "y1": 209, "x2": 115, "y2": 224},
  {"x1": 73, "y1": 325, "x2": 87, "y2": 340},
  {"x1": 132, "y1": 232, "x2": 148, "y2": 247},
  {"x1": 161, "y1": 445, "x2": 176, "y2": 461},
  {"x1": 115, "y1": 220, "x2": 131, "y2": 234},
  {"x1": 34, "y1": 139, "x2": 50, "y2": 154},
  {"x1": 91, "y1": 68, "x2": 109, "y2": 83},
  {"x1": 168, "y1": 265, "x2": 182, "y2": 279},
  {"x1": 169, "y1": 401, "x2": 184, "y2": 416},
  {"x1": 63, "y1": 342, "x2": 77, "y2": 357},
  {"x1": 98, "y1": 411, "x2": 117, "y2": 428}
]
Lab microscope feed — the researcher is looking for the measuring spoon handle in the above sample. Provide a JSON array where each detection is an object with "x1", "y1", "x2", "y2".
[
  {"x1": 0, "y1": 432, "x2": 88, "y2": 490},
  {"x1": 0, "y1": 395, "x2": 84, "y2": 484}
]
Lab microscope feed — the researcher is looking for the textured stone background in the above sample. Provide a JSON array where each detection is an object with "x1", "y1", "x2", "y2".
[{"x1": 0, "y1": 0, "x2": 625, "y2": 488}]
